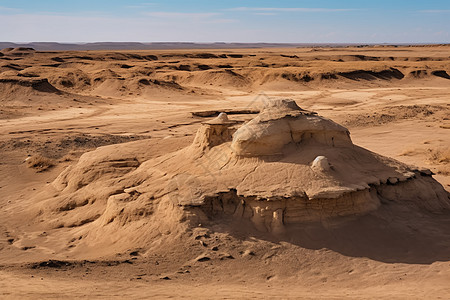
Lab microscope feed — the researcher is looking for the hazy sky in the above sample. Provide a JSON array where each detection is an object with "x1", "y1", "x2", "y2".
[{"x1": 1, "y1": 0, "x2": 449, "y2": 43}]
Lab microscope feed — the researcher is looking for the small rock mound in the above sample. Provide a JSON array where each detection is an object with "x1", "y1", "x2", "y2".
[
  {"x1": 311, "y1": 156, "x2": 330, "y2": 171},
  {"x1": 0, "y1": 78, "x2": 62, "y2": 100},
  {"x1": 192, "y1": 112, "x2": 236, "y2": 149},
  {"x1": 231, "y1": 99, "x2": 350, "y2": 156},
  {"x1": 1, "y1": 47, "x2": 36, "y2": 56}
]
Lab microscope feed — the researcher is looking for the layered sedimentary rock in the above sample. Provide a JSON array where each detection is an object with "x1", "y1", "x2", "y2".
[{"x1": 38, "y1": 99, "x2": 449, "y2": 236}]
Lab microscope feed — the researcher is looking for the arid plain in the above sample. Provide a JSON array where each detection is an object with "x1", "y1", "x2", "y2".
[{"x1": 1, "y1": 45, "x2": 450, "y2": 299}]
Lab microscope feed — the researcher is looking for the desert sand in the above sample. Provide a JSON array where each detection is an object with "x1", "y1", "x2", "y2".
[{"x1": 0, "y1": 45, "x2": 450, "y2": 299}]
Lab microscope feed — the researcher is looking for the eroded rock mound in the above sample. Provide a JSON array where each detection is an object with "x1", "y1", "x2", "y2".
[
  {"x1": 32, "y1": 99, "x2": 450, "y2": 254},
  {"x1": 231, "y1": 99, "x2": 351, "y2": 156}
]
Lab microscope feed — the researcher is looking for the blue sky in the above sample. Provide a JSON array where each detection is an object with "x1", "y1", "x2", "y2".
[{"x1": 0, "y1": 0, "x2": 449, "y2": 43}]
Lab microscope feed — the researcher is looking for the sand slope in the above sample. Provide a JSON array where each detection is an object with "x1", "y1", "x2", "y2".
[{"x1": 0, "y1": 46, "x2": 450, "y2": 299}]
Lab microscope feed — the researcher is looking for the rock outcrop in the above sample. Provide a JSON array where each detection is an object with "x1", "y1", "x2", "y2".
[
  {"x1": 34, "y1": 100, "x2": 450, "y2": 243},
  {"x1": 231, "y1": 99, "x2": 351, "y2": 156},
  {"x1": 192, "y1": 112, "x2": 236, "y2": 149}
]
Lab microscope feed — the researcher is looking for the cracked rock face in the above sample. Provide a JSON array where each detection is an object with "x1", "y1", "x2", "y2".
[{"x1": 34, "y1": 99, "x2": 450, "y2": 241}]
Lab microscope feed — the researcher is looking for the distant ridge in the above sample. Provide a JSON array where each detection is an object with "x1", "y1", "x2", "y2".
[
  {"x1": 2, "y1": 42, "x2": 447, "y2": 51},
  {"x1": 0, "y1": 42, "x2": 348, "y2": 51}
]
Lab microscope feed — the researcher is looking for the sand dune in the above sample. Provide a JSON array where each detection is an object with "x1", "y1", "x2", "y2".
[{"x1": 0, "y1": 45, "x2": 449, "y2": 299}]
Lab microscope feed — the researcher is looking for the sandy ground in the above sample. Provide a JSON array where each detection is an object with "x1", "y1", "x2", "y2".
[{"x1": 0, "y1": 46, "x2": 449, "y2": 299}]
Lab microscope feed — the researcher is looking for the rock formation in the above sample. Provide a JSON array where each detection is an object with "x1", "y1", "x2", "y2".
[
  {"x1": 34, "y1": 99, "x2": 450, "y2": 244},
  {"x1": 231, "y1": 99, "x2": 350, "y2": 156},
  {"x1": 193, "y1": 112, "x2": 236, "y2": 149}
]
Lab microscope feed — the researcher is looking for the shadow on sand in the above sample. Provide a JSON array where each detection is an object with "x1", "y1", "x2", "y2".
[{"x1": 207, "y1": 201, "x2": 450, "y2": 265}]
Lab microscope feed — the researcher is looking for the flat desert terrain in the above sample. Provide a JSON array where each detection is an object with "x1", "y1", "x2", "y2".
[{"x1": 0, "y1": 45, "x2": 450, "y2": 299}]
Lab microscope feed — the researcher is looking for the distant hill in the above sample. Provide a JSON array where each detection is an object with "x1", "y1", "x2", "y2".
[
  {"x1": 0, "y1": 42, "x2": 369, "y2": 51},
  {"x1": 2, "y1": 42, "x2": 448, "y2": 51}
]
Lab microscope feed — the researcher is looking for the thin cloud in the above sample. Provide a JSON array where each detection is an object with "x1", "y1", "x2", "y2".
[
  {"x1": 419, "y1": 10, "x2": 450, "y2": 13},
  {"x1": 253, "y1": 12, "x2": 278, "y2": 16},
  {"x1": 228, "y1": 7, "x2": 359, "y2": 13},
  {"x1": 0, "y1": 6, "x2": 21, "y2": 12},
  {"x1": 0, "y1": 13, "x2": 239, "y2": 42},
  {"x1": 125, "y1": 3, "x2": 157, "y2": 9},
  {"x1": 141, "y1": 11, "x2": 236, "y2": 24},
  {"x1": 143, "y1": 12, "x2": 220, "y2": 18}
]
